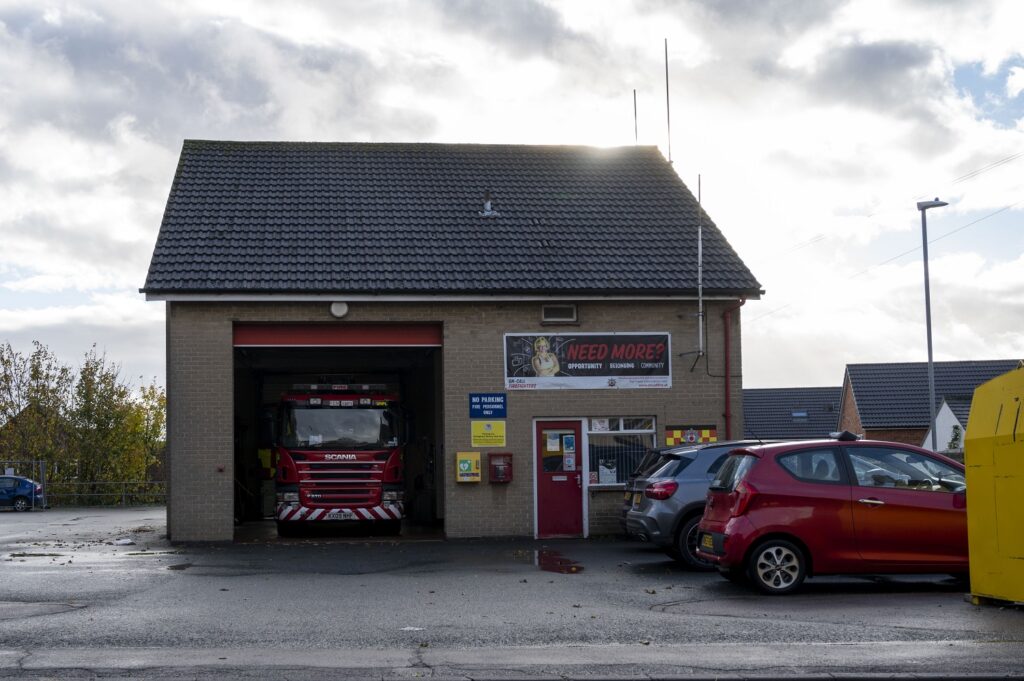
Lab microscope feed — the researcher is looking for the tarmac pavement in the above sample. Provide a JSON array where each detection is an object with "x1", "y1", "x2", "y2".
[{"x1": 0, "y1": 507, "x2": 1022, "y2": 679}]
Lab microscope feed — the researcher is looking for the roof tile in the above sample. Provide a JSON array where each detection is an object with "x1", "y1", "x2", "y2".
[{"x1": 143, "y1": 141, "x2": 761, "y2": 295}]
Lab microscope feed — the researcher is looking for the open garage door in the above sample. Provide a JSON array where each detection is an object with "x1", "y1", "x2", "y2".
[{"x1": 232, "y1": 323, "x2": 443, "y2": 541}]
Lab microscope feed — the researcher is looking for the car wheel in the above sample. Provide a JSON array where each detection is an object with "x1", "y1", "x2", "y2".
[
  {"x1": 12, "y1": 496, "x2": 30, "y2": 512},
  {"x1": 747, "y1": 539, "x2": 806, "y2": 595},
  {"x1": 674, "y1": 515, "x2": 716, "y2": 571}
]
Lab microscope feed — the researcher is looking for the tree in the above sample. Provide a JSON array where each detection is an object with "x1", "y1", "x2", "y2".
[
  {"x1": 71, "y1": 348, "x2": 145, "y2": 483},
  {"x1": 0, "y1": 342, "x2": 166, "y2": 491},
  {"x1": 0, "y1": 342, "x2": 74, "y2": 479}
]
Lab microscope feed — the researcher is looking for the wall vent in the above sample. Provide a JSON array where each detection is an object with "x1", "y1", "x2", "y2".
[{"x1": 542, "y1": 304, "x2": 578, "y2": 324}]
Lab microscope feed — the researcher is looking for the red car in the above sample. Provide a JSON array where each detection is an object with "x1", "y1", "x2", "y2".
[{"x1": 696, "y1": 435, "x2": 968, "y2": 594}]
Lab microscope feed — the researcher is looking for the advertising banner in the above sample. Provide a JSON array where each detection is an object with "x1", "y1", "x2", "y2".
[{"x1": 504, "y1": 333, "x2": 671, "y2": 390}]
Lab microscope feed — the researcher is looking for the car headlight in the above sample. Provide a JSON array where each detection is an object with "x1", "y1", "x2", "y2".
[
  {"x1": 276, "y1": 492, "x2": 299, "y2": 503},
  {"x1": 382, "y1": 491, "x2": 403, "y2": 501}
]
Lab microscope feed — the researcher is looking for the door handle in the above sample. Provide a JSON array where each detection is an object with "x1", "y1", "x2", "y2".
[
  {"x1": 858, "y1": 498, "x2": 885, "y2": 506},
  {"x1": 577, "y1": 475, "x2": 581, "y2": 489}
]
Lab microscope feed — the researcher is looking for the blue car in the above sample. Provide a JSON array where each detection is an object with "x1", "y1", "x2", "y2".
[{"x1": 0, "y1": 475, "x2": 44, "y2": 511}]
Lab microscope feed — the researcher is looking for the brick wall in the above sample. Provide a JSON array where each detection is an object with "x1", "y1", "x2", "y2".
[
  {"x1": 166, "y1": 298, "x2": 745, "y2": 541},
  {"x1": 863, "y1": 428, "x2": 927, "y2": 445},
  {"x1": 837, "y1": 378, "x2": 862, "y2": 435}
]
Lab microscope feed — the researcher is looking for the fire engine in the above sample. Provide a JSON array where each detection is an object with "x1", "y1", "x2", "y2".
[{"x1": 273, "y1": 382, "x2": 404, "y2": 536}]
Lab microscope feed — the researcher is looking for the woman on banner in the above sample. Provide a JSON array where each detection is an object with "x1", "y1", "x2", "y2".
[{"x1": 531, "y1": 336, "x2": 560, "y2": 377}]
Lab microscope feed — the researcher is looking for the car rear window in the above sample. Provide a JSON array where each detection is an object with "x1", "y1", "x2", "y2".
[
  {"x1": 647, "y1": 453, "x2": 696, "y2": 479},
  {"x1": 709, "y1": 454, "x2": 757, "y2": 491},
  {"x1": 631, "y1": 450, "x2": 667, "y2": 478}
]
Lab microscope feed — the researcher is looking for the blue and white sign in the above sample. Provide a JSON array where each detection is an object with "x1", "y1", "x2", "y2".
[{"x1": 469, "y1": 393, "x2": 507, "y2": 419}]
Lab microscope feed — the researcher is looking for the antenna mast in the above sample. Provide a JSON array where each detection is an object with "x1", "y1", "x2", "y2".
[
  {"x1": 664, "y1": 38, "x2": 672, "y2": 163},
  {"x1": 633, "y1": 89, "x2": 638, "y2": 144},
  {"x1": 697, "y1": 174, "x2": 704, "y2": 357}
]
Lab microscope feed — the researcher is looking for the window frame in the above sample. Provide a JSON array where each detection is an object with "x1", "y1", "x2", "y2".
[
  {"x1": 842, "y1": 445, "x2": 966, "y2": 493},
  {"x1": 541, "y1": 303, "x2": 579, "y2": 325},
  {"x1": 775, "y1": 446, "x2": 848, "y2": 485},
  {"x1": 586, "y1": 416, "x2": 658, "y2": 488}
]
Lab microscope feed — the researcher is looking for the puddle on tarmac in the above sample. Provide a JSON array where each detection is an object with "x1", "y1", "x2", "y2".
[
  {"x1": 536, "y1": 550, "x2": 584, "y2": 574},
  {"x1": 507, "y1": 548, "x2": 585, "y2": 574}
]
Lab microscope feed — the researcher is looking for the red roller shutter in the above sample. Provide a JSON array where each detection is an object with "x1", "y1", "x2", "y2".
[{"x1": 233, "y1": 323, "x2": 442, "y2": 347}]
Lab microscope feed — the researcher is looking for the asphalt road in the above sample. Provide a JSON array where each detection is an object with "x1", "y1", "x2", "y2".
[{"x1": 1, "y1": 507, "x2": 1022, "y2": 679}]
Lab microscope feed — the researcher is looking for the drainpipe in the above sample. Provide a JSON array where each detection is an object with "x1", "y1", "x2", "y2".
[{"x1": 722, "y1": 298, "x2": 746, "y2": 439}]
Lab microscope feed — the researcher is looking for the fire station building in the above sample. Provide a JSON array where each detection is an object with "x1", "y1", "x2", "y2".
[{"x1": 142, "y1": 141, "x2": 762, "y2": 542}]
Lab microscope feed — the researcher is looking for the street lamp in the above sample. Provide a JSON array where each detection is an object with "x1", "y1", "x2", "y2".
[{"x1": 917, "y1": 197, "x2": 948, "y2": 451}]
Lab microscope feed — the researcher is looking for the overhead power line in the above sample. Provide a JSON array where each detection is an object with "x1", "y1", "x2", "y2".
[{"x1": 750, "y1": 200, "x2": 1021, "y2": 323}]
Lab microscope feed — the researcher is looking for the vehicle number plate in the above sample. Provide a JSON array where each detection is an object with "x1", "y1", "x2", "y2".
[
  {"x1": 325, "y1": 510, "x2": 357, "y2": 521},
  {"x1": 700, "y1": 533, "x2": 714, "y2": 550},
  {"x1": 623, "y1": 492, "x2": 631, "y2": 502},
  {"x1": 632, "y1": 493, "x2": 642, "y2": 506}
]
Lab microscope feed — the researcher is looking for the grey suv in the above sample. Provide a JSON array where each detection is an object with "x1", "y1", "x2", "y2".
[{"x1": 624, "y1": 440, "x2": 763, "y2": 569}]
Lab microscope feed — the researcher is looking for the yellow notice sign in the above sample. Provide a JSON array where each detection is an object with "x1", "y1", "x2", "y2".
[
  {"x1": 471, "y1": 420, "x2": 507, "y2": 447},
  {"x1": 456, "y1": 451, "x2": 481, "y2": 483}
]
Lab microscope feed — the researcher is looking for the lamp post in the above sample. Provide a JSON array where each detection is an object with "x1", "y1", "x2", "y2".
[{"x1": 917, "y1": 197, "x2": 948, "y2": 451}]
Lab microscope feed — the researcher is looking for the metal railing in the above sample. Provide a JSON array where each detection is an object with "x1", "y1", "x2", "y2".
[{"x1": 45, "y1": 481, "x2": 166, "y2": 507}]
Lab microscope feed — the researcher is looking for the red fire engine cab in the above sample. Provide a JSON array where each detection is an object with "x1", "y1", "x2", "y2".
[{"x1": 274, "y1": 383, "x2": 404, "y2": 536}]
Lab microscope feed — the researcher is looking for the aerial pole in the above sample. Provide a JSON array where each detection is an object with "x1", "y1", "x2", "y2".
[{"x1": 664, "y1": 38, "x2": 672, "y2": 163}]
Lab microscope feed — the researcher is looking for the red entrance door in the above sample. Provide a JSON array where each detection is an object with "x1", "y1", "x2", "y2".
[{"x1": 536, "y1": 421, "x2": 584, "y2": 538}]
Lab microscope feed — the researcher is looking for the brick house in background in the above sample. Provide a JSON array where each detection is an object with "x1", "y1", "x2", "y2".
[
  {"x1": 837, "y1": 360, "x2": 1019, "y2": 452},
  {"x1": 141, "y1": 141, "x2": 762, "y2": 542},
  {"x1": 743, "y1": 387, "x2": 841, "y2": 440}
]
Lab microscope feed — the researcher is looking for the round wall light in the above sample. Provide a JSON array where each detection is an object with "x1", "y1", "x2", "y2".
[{"x1": 329, "y1": 302, "x2": 349, "y2": 318}]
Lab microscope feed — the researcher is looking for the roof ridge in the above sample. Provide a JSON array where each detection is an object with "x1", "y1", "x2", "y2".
[{"x1": 181, "y1": 139, "x2": 664, "y2": 152}]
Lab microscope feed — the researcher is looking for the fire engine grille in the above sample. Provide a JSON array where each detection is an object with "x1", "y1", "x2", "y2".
[{"x1": 297, "y1": 460, "x2": 384, "y2": 505}]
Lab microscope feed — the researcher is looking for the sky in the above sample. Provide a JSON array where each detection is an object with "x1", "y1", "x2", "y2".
[{"x1": 0, "y1": 0, "x2": 1022, "y2": 389}]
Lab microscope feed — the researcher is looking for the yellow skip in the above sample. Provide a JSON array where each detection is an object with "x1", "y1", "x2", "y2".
[{"x1": 964, "y1": 361, "x2": 1024, "y2": 604}]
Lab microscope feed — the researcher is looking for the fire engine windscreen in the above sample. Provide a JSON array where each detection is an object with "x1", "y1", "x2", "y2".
[{"x1": 283, "y1": 408, "x2": 399, "y2": 450}]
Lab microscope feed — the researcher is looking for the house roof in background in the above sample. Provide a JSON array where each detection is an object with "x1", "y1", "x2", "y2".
[
  {"x1": 845, "y1": 360, "x2": 1020, "y2": 429},
  {"x1": 943, "y1": 396, "x2": 973, "y2": 426},
  {"x1": 743, "y1": 387, "x2": 842, "y2": 440},
  {"x1": 142, "y1": 141, "x2": 762, "y2": 296}
]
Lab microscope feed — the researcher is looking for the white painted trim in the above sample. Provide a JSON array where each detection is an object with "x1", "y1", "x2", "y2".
[
  {"x1": 234, "y1": 343, "x2": 441, "y2": 348},
  {"x1": 146, "y1": 293, "x2": 752, "y2": 303},
  {"x1": 532, "y1": 424, "x2": 538, "y2": 540},
  {"x1": 532, "y1": 417, "x2": 588, "y2": 540},
  {"x1": 581, "y1": 426, "x2": 590, "y2": 539}
]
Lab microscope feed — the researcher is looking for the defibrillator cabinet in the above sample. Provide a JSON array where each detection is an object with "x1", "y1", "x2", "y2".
[{"x1": 964, "y1": 362, "x2": 1024, "y2": 604}]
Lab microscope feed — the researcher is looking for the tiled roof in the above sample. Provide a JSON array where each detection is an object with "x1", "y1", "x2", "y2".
[
  {"x1": 943, "y1": 396, "x2": 973, "y2": 427},
  {"x1": 846, "y1": 360, "x2": 1020, "y2": 429},
  {"x1": 142, "y1": 141, "x2": 762, "y2": 295},
  {"x1": 743, "y1": 387, "x2": 841, "y2": 440}
]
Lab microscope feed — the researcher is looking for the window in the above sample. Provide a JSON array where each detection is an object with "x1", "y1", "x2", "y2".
[
  {"x1": 847, "y1": 447, "x2": 965, "y2": 492},
  {"x1": 541, "y1": 304, "x2": 578, "y2": 324},
  {"x1": 709, "y1": 455, "x2": 757, "y2": 492},
  {"x1": 778, "y1": 448, "x2": 842, "y2": 483},
  {"x1": 587, "y1": 417, "x2": 657, "y2": 485},
  {"x1": 706, "y1": 453, "x2": 730, "y2": 477}
]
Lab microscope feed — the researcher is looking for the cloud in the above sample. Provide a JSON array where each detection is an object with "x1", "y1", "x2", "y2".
[
  {"x1": 0, "y1": 0, "x2": 1022, "y2": 392},
  {"x1": 1008, "y1": 66, "x2": 1024, "y2": 98},
  {"x1": 803, "y1": 41, "x2": 937, "y2": 116},
  {"x1": 0, "y1": 292, "x2": 165, "y2": 384}
]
